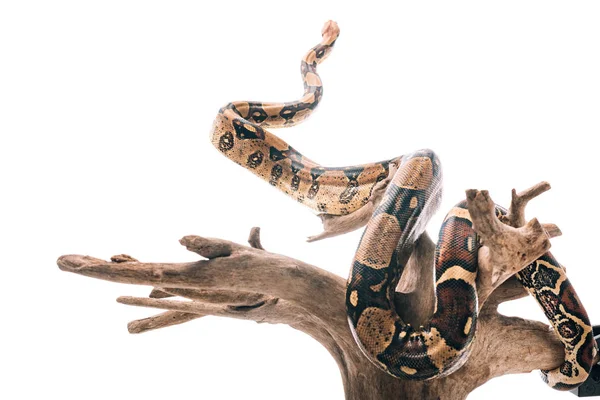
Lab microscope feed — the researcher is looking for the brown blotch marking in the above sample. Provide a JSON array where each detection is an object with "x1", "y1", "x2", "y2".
[
  {"x1": 339, "y1": 180, "x2": 359, "y2": 204},
  {"x1": 357, "y1": 162, "x2": 388, "y2": 185},
  {"x1": 356, "y1": 307, "x2": 396, "y2": 356},
  {"x1": 430, "y1": 283, "x2": 476, "y2": 353},
  {"x1": 437, "y1": 266, "x2": 477, "y2": 286},
  {"x1": 316, "y1": 169, "x2": 368, "y2": 215},
  {"x1": 218, "y1": 131, "x2": 234, "y2": 152},
  {"x1": 464, "y1": 317, "x2": 473, "y2": 336},
  {"x1": 246, "y1": 151, "x2": 264, "y2": 169},
  {"x1": 349, "y1": 290, "x2": 359, "y2": 307},
  {"x1": 560, "y1": 361, "x2": 573, "y2": 377},
  {"x1": 537, "y1": 290, "x2": 561, "y2": 320},
  {"x1": 400, "y1": 366, "x2": 418, "y2": 375},
  {"x1": 425, "y1": 328, "x2": 462, "y2": 370},
  {"x1": 436, "y1": 220, "x2": 478, "y2": 274},
  {"x1": 444, "y1": 207, "x2": 472, "y2": 223},
  {"x1": 370, "y1": 278, "x2": 386, "y2": 293},
  {"x1": 409, "y1": 196, "x2": 418, "y2": 209},
  {"x1": 392, "y1": 157, "x2": 434, "y2": 190},
  {"x1": 355, "y1": 213, "x2": 402, "y2": 269}
]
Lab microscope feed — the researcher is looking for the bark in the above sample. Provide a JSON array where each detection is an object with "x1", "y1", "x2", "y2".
[{"x1": 57, "y1": 184, "x2": 591, "y2": 400}]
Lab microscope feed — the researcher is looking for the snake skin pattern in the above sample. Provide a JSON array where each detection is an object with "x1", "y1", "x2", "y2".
[{"x1": 209, "y1": 21, "x2": 598, "y2": 389}]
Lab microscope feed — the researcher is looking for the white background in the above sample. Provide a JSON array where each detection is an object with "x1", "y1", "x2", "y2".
[{"x1": 2, "y1": 1, "x2": 600, "y2": 399}]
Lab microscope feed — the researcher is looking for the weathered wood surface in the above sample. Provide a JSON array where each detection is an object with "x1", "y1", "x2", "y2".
[{"x1": 57, "y1": 183, "x2": 593, "y2": 399}]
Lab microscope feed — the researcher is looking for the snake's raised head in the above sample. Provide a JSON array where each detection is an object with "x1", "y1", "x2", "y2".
[{"x1": 321, "y1": 20, "x2": 340, "y2": 45}]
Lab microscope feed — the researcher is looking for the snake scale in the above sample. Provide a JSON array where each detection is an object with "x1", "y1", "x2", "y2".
[{"x1": 210, "y1": 21, "x2": 597, "y2": 390}]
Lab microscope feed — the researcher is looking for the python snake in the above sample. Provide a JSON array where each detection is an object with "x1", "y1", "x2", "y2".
[{"x1": 209, "y1": 21, "x2": 597, "y2": 390}]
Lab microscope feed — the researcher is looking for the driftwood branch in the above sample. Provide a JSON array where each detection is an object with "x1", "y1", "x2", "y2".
[
  {"x1": 248, "y1": 226, "x2": 265, "y2": 250},
  {"x1": 127, "y1": 311, "x2": 202, "y2": 334},
  {"x1": 503, "y1": 181, "x2": 552, "y2": 228},
  {"x1": 58, "y1": 183, "x2": 583, "y2": 400},
  {"x1": 465, "y1": 189, "x2": 551, "y2": 302}
]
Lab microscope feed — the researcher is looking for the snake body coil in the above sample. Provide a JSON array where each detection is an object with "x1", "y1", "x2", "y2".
[{"x1": 210, "y1": 21, "x2": 597, "y2": 389}]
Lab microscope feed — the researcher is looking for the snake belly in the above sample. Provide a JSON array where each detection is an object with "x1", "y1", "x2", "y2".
[{"x1": 210, "y1": 21, "x2": 598, "y2": 388}]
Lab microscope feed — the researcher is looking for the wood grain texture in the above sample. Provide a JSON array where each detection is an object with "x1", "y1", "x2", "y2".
[{"x1": 57, "y1": 184, "x2": 597, "y2": 399}]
